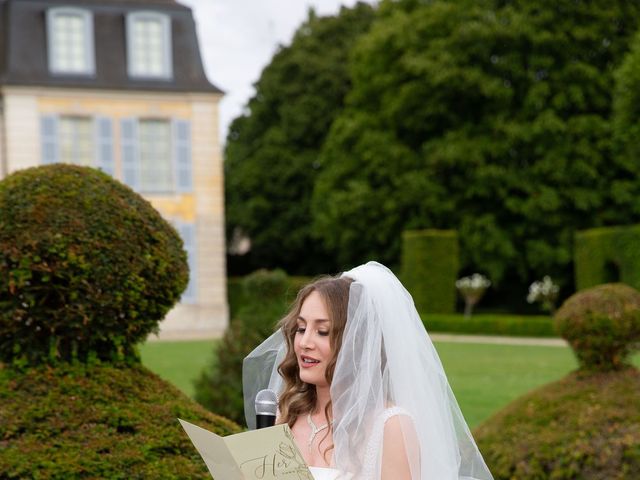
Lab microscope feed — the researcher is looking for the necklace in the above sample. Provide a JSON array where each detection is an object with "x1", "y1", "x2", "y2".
[{"x1": 306, "y1": 412, "x2": 331, "y2": 447}]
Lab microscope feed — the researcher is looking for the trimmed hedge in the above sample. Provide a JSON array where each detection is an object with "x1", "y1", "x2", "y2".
[
  {"x1": 555, "y1": 283, "x2": 640, "y2": 371},
  {"x1": 227, "y1": 275, "x2": 310, "y2": 321},
  {"x1": 401, "y1": 229, "x2": 459, "y2": 314},
  {"x1": 196, "y1": 269, "x2": 293, "y2": 425},
  {"x1": 231, "y1": 276, "x2": 556, "y2": 338},
  {"x1": 424, "y1": 313, "x2": 557, "y2": 338},
  {"x1": 475, "y1": 368, "x2": 640, "y2": 479},
  {"x1": 575, "y1": 225, "x2": 640, "y2": 291},
  {"x1": 0, "y1": 363, "x2": 241, "y2": 479},
  {"x1": 0, "y1": 165, "x2": 188, "y2": 366}
]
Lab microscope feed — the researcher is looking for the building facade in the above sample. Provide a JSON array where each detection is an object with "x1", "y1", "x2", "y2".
[{"x1": 0, "y1": 0, "x2": 227, "y2": 338}]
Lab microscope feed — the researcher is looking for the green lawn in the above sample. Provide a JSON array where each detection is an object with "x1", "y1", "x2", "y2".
[
  {"x1": 434, "y1": 342, "x2": 577, "y2": 428},
  {"x1": 140, "y1": 340, "x2": 218, "y2": 398},
  {"x1": 140, "y1": 339, "x2": 640, "y2": 429}
]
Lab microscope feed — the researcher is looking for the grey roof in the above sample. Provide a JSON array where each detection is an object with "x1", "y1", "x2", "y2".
[{"x1": 0, "y1": 0, "x2": 223, "y2": 93}]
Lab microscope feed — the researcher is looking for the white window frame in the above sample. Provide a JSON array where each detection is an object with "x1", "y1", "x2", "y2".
[
  {"x1": 126, "y1": 11, "x2": 173, "y2": 80},
  {"x1": 120, "y1": 117, "x2": 192, "y2": 194},
  {"x1": 173, "y1": 221, "x2": 198, "y2": 304},
  {"x1": 46, "y1": 7, "x2": 96, "y2": 76},
  {"x1": 137, "y1": 118, "x2": 174, "y2": 194},
  {"x1": 58, "y1": 115, "x2": 95, "y2": 166}
]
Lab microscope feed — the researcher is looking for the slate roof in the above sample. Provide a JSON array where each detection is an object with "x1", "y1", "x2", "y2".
[{"x1": 0, "y1": 0, "x2": 223, "y2": 93}]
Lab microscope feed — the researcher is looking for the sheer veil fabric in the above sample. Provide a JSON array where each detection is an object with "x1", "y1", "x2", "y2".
[{"x1": 243, "y1": 261, "x2": 493, "y2": 480}]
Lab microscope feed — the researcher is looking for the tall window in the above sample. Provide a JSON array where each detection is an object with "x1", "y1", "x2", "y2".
[
  {"x1": 120, "y1": 117, "x2": 192, "y2": 194},
  {"x1": 46, "y1": 8, "x2": 95, "y2": 75},
  {"x1": 126, "y1": 12, "x2": 172, "y2": 79},
  {"x1": 40, "y1": 115, "x2": 115, "y2": 175},
  {"x1": 59, "y1": 117, "x2": 94, "y2": 166},
  {"x1": 139, "y1": 120, "x2": 173, "y2": 192}
]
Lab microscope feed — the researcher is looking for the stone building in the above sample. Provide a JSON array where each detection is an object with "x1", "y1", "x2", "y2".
[{"x1": 0, "y1": 0, "x2": 227, "y2": 338}]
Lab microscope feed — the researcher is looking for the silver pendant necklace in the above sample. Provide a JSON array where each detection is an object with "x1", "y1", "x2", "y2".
[{"x1": 306, "y1": 412, "x2": 331, "y2": 447}]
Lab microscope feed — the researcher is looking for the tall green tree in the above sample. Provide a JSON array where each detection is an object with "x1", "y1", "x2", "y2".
[
  {"x1": 224, "y1": 3, "x2": 376, "y2": 274},
  {"x1": 313, "y1": 0, "x2": 640, "y2": 292},
  {"x1": 612, "y1": 28, "x2": 640, "y2": 215}
]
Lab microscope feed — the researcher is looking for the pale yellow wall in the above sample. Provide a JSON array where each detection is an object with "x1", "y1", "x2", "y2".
[
  {"x1": 2, "y1": 91, "x2": 40, "y2": 175},
  {"x1": 0, "y1": 86, "x2": 228, "y2": 338},
  {"x1": 0, "y1": 100, "x2": 5, "y2": 177}
]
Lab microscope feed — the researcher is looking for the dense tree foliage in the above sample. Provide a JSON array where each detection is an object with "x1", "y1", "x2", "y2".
[
  {"x1": 612, "y1": 28, "x2": 640, "y2": 205},
  {"x1": 225, "y1": 3, "x2": 376, "y2": 274},
  {"x1": 313, "y1": 0, "x2": 640, "y2": 290}
]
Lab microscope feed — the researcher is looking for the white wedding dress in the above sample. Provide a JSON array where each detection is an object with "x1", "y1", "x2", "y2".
[
  {"x1": 309, "y1": 466, "x2": 344, "y2": 480},
  {"x1": 244, "y1": 262, "x2": 495, "y2": 480},
  {"x1": 308, "y1": 407, "x2": 408, "y2": 480}
]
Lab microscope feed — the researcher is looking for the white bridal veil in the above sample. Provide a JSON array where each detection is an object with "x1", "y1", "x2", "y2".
[{"x1": 243, "y1": 261, "x2": 493, "y2": 480}]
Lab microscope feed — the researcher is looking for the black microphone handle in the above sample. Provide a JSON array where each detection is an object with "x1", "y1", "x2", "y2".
[{"x1": 256, "y1": 414, "x2": 276, "y2": 429}]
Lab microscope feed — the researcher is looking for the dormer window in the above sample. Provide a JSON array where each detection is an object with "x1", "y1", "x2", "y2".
[
  {"x1": 126, "y1": 12, "x2": 173, "y2": 79},
  {"x1": 46, "y1": 8, "x2": 95, "y2": 75}
]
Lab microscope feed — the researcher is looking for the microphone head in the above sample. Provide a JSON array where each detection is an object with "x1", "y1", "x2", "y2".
[{"x1": 255, "y1": 389, "x2": 278, "y2": 416}]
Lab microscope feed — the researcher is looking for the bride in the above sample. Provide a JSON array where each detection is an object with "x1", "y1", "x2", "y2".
[{"x1": 244, "y1": 262, "x2": 494, "y2": 480}]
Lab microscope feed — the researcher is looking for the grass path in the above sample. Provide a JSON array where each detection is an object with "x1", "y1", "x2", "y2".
[{"x1": 140, "y1": 337, "x2": 640, "y2": 429}]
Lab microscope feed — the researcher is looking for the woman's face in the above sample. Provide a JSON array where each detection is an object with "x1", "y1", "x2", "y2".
[{"x1": 294, "y1": 290, "x2": 333, "y2": 388}]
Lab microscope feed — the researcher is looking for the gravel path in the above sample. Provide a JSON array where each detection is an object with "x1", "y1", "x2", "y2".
[
  {"x1": 430, "y1": 333, "x2": 567, "y2": 347},
  {"x1": 150, "y1": 330, "x2": 568, "y2": 346}
]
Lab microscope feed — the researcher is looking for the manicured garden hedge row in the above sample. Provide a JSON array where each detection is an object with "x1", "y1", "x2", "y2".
[
  {"x1": 229, "y1": 276, "x2": 557, "y2": 337},
  {"x1": 198, "y1": 270, "x2": 309, "y2": 425},
  {"x1": 0, "y1": 363, "x2": 241, "y2": 479},
  {"x1": 227, "y1": 275, "x2": 310, "y2": 321},
  {"x1": 424, "y1": 313, "x2": 557, "y2": 338},
  {"x1": 575, "y1": 224, "x2": 640, "y2": 291},
  {"x1": 401, "y1": 229, "x2": 459, "y2": 314}
]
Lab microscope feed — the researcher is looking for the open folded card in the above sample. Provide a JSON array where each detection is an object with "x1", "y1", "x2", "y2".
[{"x1": 179, "y1": 419, "x2": 314, "y2": 480}]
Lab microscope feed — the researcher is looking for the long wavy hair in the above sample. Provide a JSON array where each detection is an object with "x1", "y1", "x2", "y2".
[{"x1": 277, "y1": 275, "x2": 353, "y2": 458}]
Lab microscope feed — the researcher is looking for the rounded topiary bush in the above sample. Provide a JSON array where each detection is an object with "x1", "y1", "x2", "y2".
[
  {"x1": 554, "y1": 283, "x2": 640, "y2": 371},
  {"x1": 0, "y1": 164, "x2": 188, "y2": 365},
  {"x1": 0, "y1": 363, "x2": 241, "y2": 478},
  {"x1": 475, "y1": 368, "x2": 640, "y2": 480}
]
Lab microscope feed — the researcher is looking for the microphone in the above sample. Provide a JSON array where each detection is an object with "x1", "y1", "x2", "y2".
[{"x1": 255, "y1": 389, "x2": 278, "y2": 429}]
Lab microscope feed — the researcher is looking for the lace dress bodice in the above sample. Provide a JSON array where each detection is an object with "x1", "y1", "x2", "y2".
[{"x1": 309, "y1": 407, "x2": 411, "y2": 480}]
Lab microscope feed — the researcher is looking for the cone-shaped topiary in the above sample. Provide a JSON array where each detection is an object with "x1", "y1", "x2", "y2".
[
  {"x1": 554, "y1": 283, "x2": 640, "y2": 371},
  {"x1": 0, "y1": 165, "x2": 188, "y2": 366}
]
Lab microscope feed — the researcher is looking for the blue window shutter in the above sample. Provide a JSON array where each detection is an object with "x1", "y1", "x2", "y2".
[
  {"x1": 40, "y1": 115, "x2": 59, "y2": 164},
  {"x1": 173, "y1": 119, "x2": 192, "y2": 192},
  {"x1": 177, "y1": 222, "x2": 197, "y2": 302},
  {"x1": 120, "y1": 118, "x2": 138, "y2": 189},
  {"x1": 96, "y1": 117, "x2": 115, "y2": 176}
]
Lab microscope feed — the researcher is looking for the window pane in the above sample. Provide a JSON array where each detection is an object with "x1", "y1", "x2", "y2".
[
  {"x1": 59, "y1": 117, "x2": 94, "y2": 166},
  {"x1": 139, "y1": 120, "x2": 172, "y2": 192},
  {"x1": 52, "y1": 13, "x2": 89, "y2": 73},
  {"x1": 131, "y1": 16, "x2": 168, "y2": 77}
]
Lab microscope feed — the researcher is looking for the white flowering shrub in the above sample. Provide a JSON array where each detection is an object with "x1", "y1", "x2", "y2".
[
  {"x1": 456, "y1": 273, "x2": 491, "y2": 318},
  {"x1": 527, "y1": 276, "x2": 559, "y2": 314}
]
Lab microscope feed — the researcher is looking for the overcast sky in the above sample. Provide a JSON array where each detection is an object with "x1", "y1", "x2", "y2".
[{"x1": 179, "y1": 0, "x2": 377, "y2": 144}]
